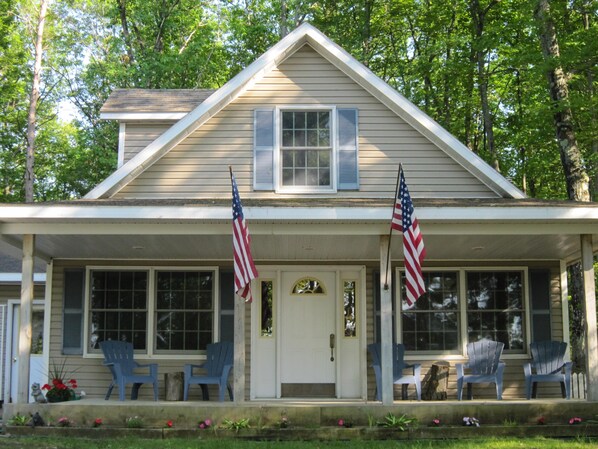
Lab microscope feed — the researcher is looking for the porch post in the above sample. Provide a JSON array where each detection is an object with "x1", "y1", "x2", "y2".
[
  {"x1": 233, "y1": 295, "x2": 245, "y2": 403},
  {"x1": 379, "y1": 235, "x2": 393, "y2": 405},
  {"x1": 580, "y1": 234, "x2": 598, "y2": 401},
  {"x1": 17, "y1": 234, "x2": 35, "y2": 403}
]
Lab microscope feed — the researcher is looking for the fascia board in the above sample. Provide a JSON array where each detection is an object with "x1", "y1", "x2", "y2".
[
  {"x1": 100, "y1": 112, "x2": 188, "y2": 120},
  {"x1": 303, "y1": 28, "x2": 525, "y2": 200},
  {"x1": 85, "y1": 27, "x2": 311, "y2": 200},
  {"x1": 2, "y1": 204, "x2": 598, "y2": 223}
]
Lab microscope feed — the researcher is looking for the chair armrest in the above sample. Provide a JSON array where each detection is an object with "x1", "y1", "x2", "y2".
[
  {"x1": 135, "y1": 362, "x2": 158, "y2": 378},
  {"x1": 456, "y1": 363, "x2": 467, "y2": 379},
  {"x1": 184, "y1": 363, "x2": 206, "y2": 377},
  {"x1": 220, "y1": 363, "x2": 233, "y2": 381},
  {"x1": 403, "y1": 362, "x2": 421, "y2": 376},
  {"x1": 563, "y1": 361, "x2": 573, "y2": 375},
  {"x1": 496, "y1": 361, "x2": 506, "y2": 379},
  {"x1": 523, "y1": 362, "x2": 532, "y2": 377}
]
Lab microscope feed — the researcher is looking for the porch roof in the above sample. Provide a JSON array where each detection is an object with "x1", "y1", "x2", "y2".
[{"x1": 0, "y1": 198, "x2": 597, "y2": 264}]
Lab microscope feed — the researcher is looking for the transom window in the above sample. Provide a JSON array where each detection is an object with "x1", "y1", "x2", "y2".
[
  {"x1": 291, "y1": 277, "x2": 326, "y2": 294},
  {"x1": 281, "y1": 110, "x2": 331, "y2": 188}
]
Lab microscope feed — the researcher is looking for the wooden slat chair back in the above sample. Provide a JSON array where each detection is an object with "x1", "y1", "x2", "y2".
[
  {"x1": 99, "y1": 340, "x2": 159, "y2": 401},
  {"x1": 367, "y1": 343, "x2": 422, "y2": 401},
  {"x1": 184, "y1": 341, "x2": 234, "y2": 401},
  {"x1": 456, "y1": 340, "x2": 505, "y2": 400},
  {"x1": 524, "y1": 340, "x2": 572, "y2": 399}
]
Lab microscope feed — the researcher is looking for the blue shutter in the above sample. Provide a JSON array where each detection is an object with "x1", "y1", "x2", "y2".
[
  {"x1": 337, "y1": 108, "x2": 359, "y2": 190},
  {"x1": 254, "y1": 109, "x2": 275, "y2": 190},
  {"x1": 62, "y1": 268, "x2": 85, "y2": 355}
]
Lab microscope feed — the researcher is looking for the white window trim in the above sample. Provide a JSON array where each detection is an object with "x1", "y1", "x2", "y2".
[
  {"x1": 395, "y1": 266, "x2": 531, "y2": 361},
  {"x1": 83, "y1": 265, "x2": 220, "y2": 360},
  {"x1": 274, "y1": 105, "x2": 337, "y2": 194}
]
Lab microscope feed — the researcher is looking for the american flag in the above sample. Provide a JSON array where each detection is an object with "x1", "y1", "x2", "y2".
[
  {"x1": 230, "y1": 170, "x2": 258, "y2": 302},
  {"x1": 391, "y1": 166, "x2": 426, "y2": 306}
]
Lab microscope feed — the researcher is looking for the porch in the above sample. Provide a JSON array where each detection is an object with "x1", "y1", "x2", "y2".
[{"x1": 3, "y1": 398, "x2": 598, "y2": 440}]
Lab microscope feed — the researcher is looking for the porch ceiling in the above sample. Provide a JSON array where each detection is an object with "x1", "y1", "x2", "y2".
[
  {"x1": 1, "y1": 198, "x2": 597, "y2": 264},
  {"x1": 0, "y1": 231, "x2": 592, "y2": 264}
]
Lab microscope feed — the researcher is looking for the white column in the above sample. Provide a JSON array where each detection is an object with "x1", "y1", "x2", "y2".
[
  {"x1": 233, "y1": 294, "x2": 245, "y2": 403},
  {"x1": 17, "y1": 234, "x2": 35, "y2": 403},
  {"x1": 379, "y1": 235, "x2": 393, "y2": 404},
  {"x1": 580, "y1": 234, "x2": 598, "y2": 401}
]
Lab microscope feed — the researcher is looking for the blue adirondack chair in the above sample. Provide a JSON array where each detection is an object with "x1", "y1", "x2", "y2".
[
  {"x1": 99, "y1": 340, "x2": 159, "y2": 401},
  {"x1": 524, "y1": 341, "x2": 572, "y2": 399},
  {"x1": 457, "y1": 340, "x2": 505, "y2": 400},
  {"x1": 368, "y1": 343, "x2": 422, "y2": 401},
  {"x1": 184, "y1": 341, "x2": 234, "y2": 401}
]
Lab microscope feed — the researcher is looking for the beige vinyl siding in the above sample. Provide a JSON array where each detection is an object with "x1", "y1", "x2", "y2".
[
  {"x1": 48, "y1": 260, "x2": 237, "y2": 401},
  {"x1": 46, "y1": 259, "x2": 567, "y2": 400},
  {"x1": 365, "y1": 261, "x2": 566, "y2": 401},
  {"x1": 114, "y1": 44, "x2": 499, "y2": 200},
  {"x1": 0, "y1": 284, "x2": 45, "y2": 304},
  {"x1": 122, "y1": 123, "x2": 174, "y2": 164}
]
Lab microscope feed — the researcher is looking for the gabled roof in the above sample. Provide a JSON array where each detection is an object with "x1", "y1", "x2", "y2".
[
  {"x1": 100, "y1": 88, "x2": 216, "y2": 120},
  {"x1": 86, "y1": 23, "x2": 525, "y2": 200}
]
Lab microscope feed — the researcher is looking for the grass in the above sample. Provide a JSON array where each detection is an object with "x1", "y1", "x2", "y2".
[{"x1": 1, "y1": 437, "x2": 598, "y2": 449}]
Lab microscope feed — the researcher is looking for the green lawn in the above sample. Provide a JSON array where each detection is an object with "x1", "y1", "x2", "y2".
[{"x1": 1, "y1": 437, "x2": 598, "y2": 449}]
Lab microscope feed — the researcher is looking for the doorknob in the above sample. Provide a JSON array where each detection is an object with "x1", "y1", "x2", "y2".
[{"x1": 329, "y1": 333, "x2": 335, "y2": 362}]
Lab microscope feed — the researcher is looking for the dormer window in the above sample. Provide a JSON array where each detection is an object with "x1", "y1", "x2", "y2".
[
  {"x1": 254, "y1": 107, "x2": 358, "y2": 192},
  {"x1": 281, "y1": 110, "x2": 331, "y2": 189}
]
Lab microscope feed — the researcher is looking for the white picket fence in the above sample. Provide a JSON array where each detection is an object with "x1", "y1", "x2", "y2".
[{"x1": 571, "y1": 372, "x2": 587, "y2": 399}]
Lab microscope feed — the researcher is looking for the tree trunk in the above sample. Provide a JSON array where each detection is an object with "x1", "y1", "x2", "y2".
[
  {"x1": 534, "y1": 0, "x2": 590, "y2": 202},
  {"x1": 25, "y1": 0, "x2": 49, "y2": 203},
  {"x1": 469, "y1": 0, "x2": 500, "y2": 172},
  {"x1": 116, "y1": 0, "x2": 136, "y2": 64},
  {"x1": 535, "y1": 0, "x2": 591, "y2": 375}
]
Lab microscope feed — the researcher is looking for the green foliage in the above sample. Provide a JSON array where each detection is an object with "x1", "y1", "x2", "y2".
[
  {"x1": 0, "y1": 0, "x2": 596, "y2": 202},
  {"x1": 221, "y1": 418, "x2": 251, "y2": 431},
  {"x1": 125, "y1": 416, "x2": 144, "y2": 428},
  {"x1": 377, "y1": 412, "x2": 417, "y2": 431},
  {"x1": 8, "y1": 413, "x2": 30, "y2": 426}
]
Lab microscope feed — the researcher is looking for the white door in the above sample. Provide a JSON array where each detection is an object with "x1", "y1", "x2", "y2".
[
  {"x1": 280, "y1": 271, "x2": 336, "y2": 396},
  {"x1": 8, "y1": 302, "x2": 47, "y2": 403}
]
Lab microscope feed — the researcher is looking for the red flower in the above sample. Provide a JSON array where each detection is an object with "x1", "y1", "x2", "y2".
[
  {"x1": 42, "y1": 384, "x2": 51, "y2": 391},
  {"x1": 166, "y1": 420, "x2": 173, "y2": 428}
]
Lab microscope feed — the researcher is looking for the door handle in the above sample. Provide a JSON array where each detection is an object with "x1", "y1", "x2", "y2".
[{"x1": 329, "y1": 333, "x2": 335, "y2": 362}]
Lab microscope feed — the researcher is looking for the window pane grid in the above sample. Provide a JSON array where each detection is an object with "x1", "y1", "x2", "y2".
[
  {"x1": 155, "y1": 271, "x2": 214, "y2": 352},
  {"x1": 281, "y1": 110, "x2": 331, "y2": 187},
  {"x1": 401, "y1": 272, "x2": 459, "y2": 352},
  {"x1": 466, "y1": 271, "x2": 525, "y2": 351},
  {"x1": 90, "y1": 270, "x2": 148, "y2": 351}
]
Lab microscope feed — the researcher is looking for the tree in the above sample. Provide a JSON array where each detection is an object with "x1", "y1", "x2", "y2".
[{"x1": 25, "y1": 0, "x2": 49, "y2": 203}]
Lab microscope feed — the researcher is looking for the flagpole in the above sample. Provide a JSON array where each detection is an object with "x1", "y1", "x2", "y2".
[{"x1": 384, "y1": 163, "x2": 403, "y2": 290}]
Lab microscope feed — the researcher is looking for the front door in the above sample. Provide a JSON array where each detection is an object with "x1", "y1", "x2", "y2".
[{"x1": 280, "y1": 271, "x2": 336, "y2": 397}]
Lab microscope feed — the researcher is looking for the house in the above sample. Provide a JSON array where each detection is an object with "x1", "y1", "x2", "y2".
[{"x1": 1, "y1": 23, "x2": 597, "y2": 406}]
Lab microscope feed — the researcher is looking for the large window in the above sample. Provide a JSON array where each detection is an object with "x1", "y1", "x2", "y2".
[
  {"x1": 88, "y1": 267, "x2": 217, "y2": 355},
  {"x1": 281, "y1": 110, "x2": 331, "y2": 188},
  {"x1": 89, "y1": 270, "x2": 148, "y2": 350},
  {"x1": 396, "y1": 268, "x2": 527, "y2": 354},
  {"x1": 466, "y1": 271, "x2": 525, "y2": 351},
  {"x1": 401, "y1": 272, "x2": 459, "y2": 352},
  {"x1": 155, "y1": 271, "x2": 214, "y2": 353}
]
